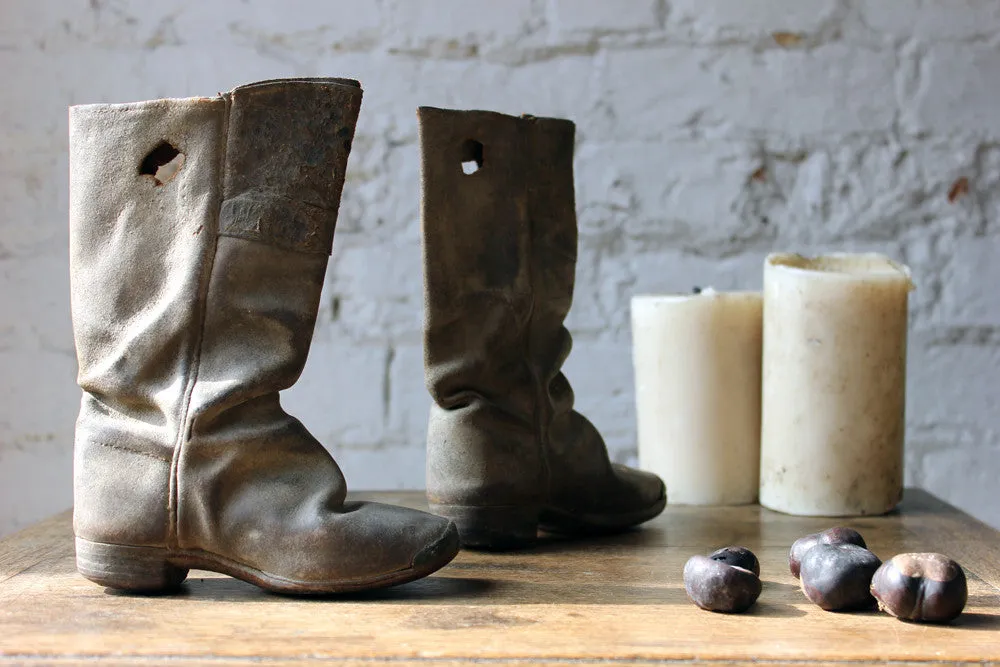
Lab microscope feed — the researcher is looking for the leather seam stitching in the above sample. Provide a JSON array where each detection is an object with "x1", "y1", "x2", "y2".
[
  {"x1": 166, "y1": 99, "x2": 230, "y2": 551},
  {"x1": 83, "y1": 393, "x2": 160, "y2": 430},
  {"x1": 522, "y1": 126, "x2": 552, "y2": 504},
  {"x1": 216, "y1": 230, "x2": 329, "y2": 255},
  {"x1": 91, "y1": 441, "x2": 171, "y2": 464}
]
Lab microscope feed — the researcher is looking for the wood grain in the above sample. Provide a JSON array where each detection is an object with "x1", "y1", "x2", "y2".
[{"x1": 1, "y1": 489, "x2": 998, "y2": 665}]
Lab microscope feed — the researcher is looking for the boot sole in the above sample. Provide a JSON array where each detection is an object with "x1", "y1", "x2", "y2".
[
  {"x1": 431, "y1": 493, "x2": 667, "y2": 551},
  {"x1": 75, "y1": 524, "x2": 460, "y2": 595}
]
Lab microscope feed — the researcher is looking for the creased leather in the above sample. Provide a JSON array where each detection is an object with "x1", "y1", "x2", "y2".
[
  {"x1": 71, "y1": 79, "x2": 454, "y2": 586},
  {"x1": 218, "y1": 80, "x2": 360, "y2": 255},
  {"x1": 420, "y1": 107, "x2": 666, "y2": 527},
  {"x1": 71, "y1": 96, "x2": 227, "y2": 547}
]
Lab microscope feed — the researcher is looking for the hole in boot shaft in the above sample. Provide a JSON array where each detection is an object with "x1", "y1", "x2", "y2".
[
  {"x1": 140, "y1": 141, "x2": 185, "y2": 186},
  {"x1": 460, "y1": 139, "x2": 483, "y2": 175}
]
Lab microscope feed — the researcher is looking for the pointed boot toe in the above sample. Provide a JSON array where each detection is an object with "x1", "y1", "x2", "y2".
[
  {"x1": 546, "y1": 464, "x2": 667, "y2": 535},
  {"x1": 323, "y1": 501, "x2": 460, "y2": 590},
  {"x1": 615, "y1": 464, "x2": 668, "y2": 511},
  {"x1": 413, "y1": 520, "x2": 461, "y2": 569}
]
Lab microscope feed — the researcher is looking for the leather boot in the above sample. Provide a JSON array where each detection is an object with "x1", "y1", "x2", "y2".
[
  {"x1": 419, "y1": 107, "x2": 666, "y2": 549},
  {"x1": 70, "y1": 79, "x2": 458, "y2": 594}
]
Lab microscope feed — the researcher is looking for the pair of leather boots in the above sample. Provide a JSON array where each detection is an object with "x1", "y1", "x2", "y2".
[{"x1": 70, "y1": 78, "x2": 665, "y2": 594}]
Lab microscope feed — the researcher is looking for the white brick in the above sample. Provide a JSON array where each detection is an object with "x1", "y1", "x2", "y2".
[
  {"x1": 325, "y1": 296, "x2": 423, "y2": 345},
  {"x1": 0, "y1": 1, "x2": 167, "y2": 51},
  {"x1": 0, "y1": 152, "x2": 69, "y2": 259},
  {"x1": 0, "y1": 350, "x2": 78, "y2": 451},
  {"x1": 0, "y1": 0, "x2": 383, "y2": 53},
  {"x1": 549, "y1": 0, "x2": 659, "y2": 35},
  {"x1": 339, "y1": 136, "x2": 422, "y2": 237},
  {"x1": 563, "y1": 339, "x2": 637, "y2": 457},
  {"x1": 575, "y1": 139, "x2": 761, "y2": 244},
  {"x1": 0, "y1": 48, "x2": 295, "y2": 140},
  {"x1": 907, "y1": 44, "x2": 1000, "y2": 137},
  {"x1": 334, "y1": 54, "x2": 599, "y2": 129},
  {"x1": 804, "y1": 140, "x2": 922, "y2": 243},
  {"x1": 480, "y1": 56, "x2": 601, "y2": 123},
  {"x1": 0, "y1": 348, "x2": 77, "y2": 536},
  {"x1": 0, "y1": 258, "x2": 73, "y2": 354},
  {"x1": 918, "y1": 445, "x2": 1000, "y2": 529},
  {"x1": 324, "y1": 239, "x2": 424, "y2": 342},
  {"x1": 330, "y1": 241, "x2": 421, "y2": 300},
  {"x1": 668, "y1": 0, "x2": 839, "y2": 41},
  {"x1": 599, "y1": 44, "x2": 896, "y2": 139},
  {"x1": 333, "y1": 444, "x2": 426, "y2": 490},
  {"x1": 938, "y1": 237, "x2": 1000, "y2": 326},
  {"x1": 193, "y1": 0, "x2": 383, "y2": 51},
  {"x1": 628, "y1": 250, "x2": 766, "y2": 296},
  {"x1": 858, "y1": 0, "x2": 1000, "y2": 41},
  {"x1": 566, "y1": 241, "x2": 634, "y2": 336},
  {"x1": 382, "y1": 0, "x2": 538, "y2": 51},
  {"x1": 907, "y1": 335, "x2": 1000, "y2": 433},
  {"x1": 286, "y1": 342, "x2": 387, "y2": 448},
  {"x1": 387, "y1": 344, "x2": 431, "y2": 441},
  {"x1": 0, "y1": 445, "x2": 73, "y2": 536}
]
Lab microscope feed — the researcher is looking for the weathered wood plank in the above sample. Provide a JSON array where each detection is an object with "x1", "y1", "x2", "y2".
[{"x1": 0, "y1": 490, "x2": 997, "y2": 665}]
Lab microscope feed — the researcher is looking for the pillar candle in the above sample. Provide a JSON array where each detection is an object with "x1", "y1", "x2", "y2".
[
  {"x1": 631, "y1": 289, "x2": 763, "y2": 505},
  {"x1": 759, "y1": 252, "x2": 914, "y2": 516}
]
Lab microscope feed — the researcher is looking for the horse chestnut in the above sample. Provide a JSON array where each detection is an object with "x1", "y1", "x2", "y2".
[
  {"x1": 871, "y1": 553, "x2": 967, "y2": 623},
  {"x1": 799, "y1": 543, "x2": 881, "y2": 611},
  {"x1": 789, "y1": 527, "x2": 867, "y2": 578},
  {"x1": 709, "y1": 546, "x2": 760, "y2": 577},
  {"x1": 684, "y1": 551, "x2": 762, "y2": 613}
]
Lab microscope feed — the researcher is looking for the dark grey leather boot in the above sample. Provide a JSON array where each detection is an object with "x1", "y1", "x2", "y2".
[
  {"x1": 70, "y1": 79, "x2": 458, "y2": 594},
  {"x1": 419, "y1": 107, "x2": 666, "y2": 549}
]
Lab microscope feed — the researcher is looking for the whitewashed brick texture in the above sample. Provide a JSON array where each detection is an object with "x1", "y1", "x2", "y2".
[{"x1": 1, "y1": 0, "x2": 999, "y2": 535}]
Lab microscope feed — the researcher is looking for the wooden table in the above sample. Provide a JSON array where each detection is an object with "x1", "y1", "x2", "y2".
[{"x1": 1, "y1": 490, "x2": 999, "y2": 666}]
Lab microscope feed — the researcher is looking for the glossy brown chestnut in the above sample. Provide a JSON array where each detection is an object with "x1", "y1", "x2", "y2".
[
  {"x1": 709, "y1": 546, "x2": 760, "y2": 577},
  {"x1": 799, "y1": 543, "x2": 881, "y2": 611},
  {"x1": 789, "y1": 527, "x2": 867, "y2": 578},
  {"x1": 871, "y1": 553, "x2": 967, "y2": 623},
  {"x1": 684, "y1": 554, "x2": 762, "y2": 613}
]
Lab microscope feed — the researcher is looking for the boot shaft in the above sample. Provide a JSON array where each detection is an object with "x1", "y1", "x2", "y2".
[
  {"x1": 70, "y1": 79, "x2": 361, "y2": 442},
  {"x1": 418, "y1": 107, "x2": 578, "y2": 419},
  {"x1": 70, "y1": 96, "x2": 225, "y2": 441},
  {"x1": 419, "y1": 107, "x2": 582, "y2": 510},
  {"x1": 71, "y1": 79, "x2": 361, "y2": 548},
  {"x1": 219, "y1": 78, "x2": 360, "y2": 254},
  {"x1": 420, "y1": 108, "x2": 668, "y2": 541}
]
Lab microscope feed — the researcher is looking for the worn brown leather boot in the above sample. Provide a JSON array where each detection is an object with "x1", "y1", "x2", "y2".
[
  {"x1": 419, "y1": 107, "x2": 667, "y2": 549},
  {"x1": 70, "y1": 79, "x2": 458, "y2": 594}
]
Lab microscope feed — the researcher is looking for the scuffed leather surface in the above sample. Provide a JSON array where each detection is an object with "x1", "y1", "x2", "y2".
[
  {"x1": 219, "y1": 80, "x2": 361, "y2": 255},
  {"x1": 70, "y1": 97, "x2": 227, "y2": 546},
  {"x1": 420, "y1": 108, "x2": 544, "y2": 508},
  {"x1": 71, "y1": 79, "x2": 452, "y2": 583},
  {"x1": 420, "y1": 107, "x2": 665, "y2": 519}
]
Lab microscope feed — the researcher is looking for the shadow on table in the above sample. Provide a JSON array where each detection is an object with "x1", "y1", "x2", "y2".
[
  {"x1": 127, "y1": 575, "x2": 691, "y2": 606},
  {"x1": 951, "y1": 612, "x2": 1000, "y2": 631},
  {"x1": 745, "y1": 600, "x2": 807, "y2": 618},
  {"x1": 106, "y1": 572, "x2": 814, "y2": 615}
]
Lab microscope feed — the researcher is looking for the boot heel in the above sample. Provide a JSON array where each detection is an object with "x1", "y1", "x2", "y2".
[
  {"x1": 428, "y1": 504, "x2": 540, "y2": 551},
  {"x1": 75, "y1": 538, "x2": 188, "y2": 593}
]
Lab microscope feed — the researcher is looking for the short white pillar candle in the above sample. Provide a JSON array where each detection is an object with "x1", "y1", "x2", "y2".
[
  {"x1": 631, "y1": 289, "x2": 763, "y2": 506},
  {"x1": 759, "y1": 252, "x2": 914, "y2": 516}
]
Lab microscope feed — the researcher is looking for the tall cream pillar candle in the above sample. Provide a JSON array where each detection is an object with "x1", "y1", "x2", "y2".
[
  {"x1": 631, "y1": 289, "x2": 763, "y2": 505},
  {"x1": 760, "y1": 253, "x2": 914, "y2": 516}
]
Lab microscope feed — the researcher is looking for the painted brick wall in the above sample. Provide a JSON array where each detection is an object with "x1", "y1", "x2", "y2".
[{"x1": 2, "y1": 0, "x2": 999, "y2": 536}]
